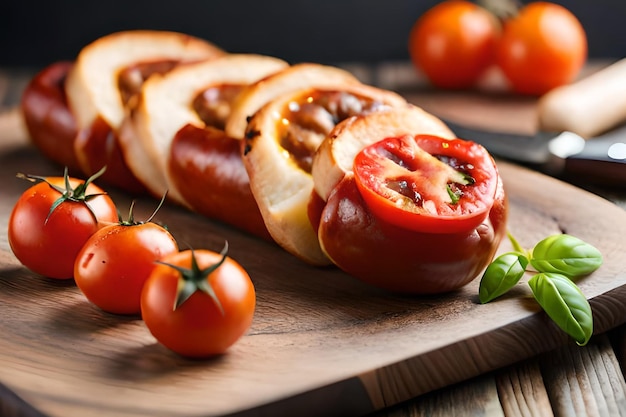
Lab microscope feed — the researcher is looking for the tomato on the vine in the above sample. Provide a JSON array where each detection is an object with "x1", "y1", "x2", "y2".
[
  {"x1": 353, "y1": 135, "x2": 498, "y2": 234},
  {"x1": 408, "y1": 0, "x2": 499, "y2": 89},
  {"x1": 8, "y1": 168, "x2": 117, "y2": 279},
  {"x1": 140, "y1": 244, "x2": 256, "y2": 358},
  {"x1": 496, "y1": 2, "x2": 587, "y2": 95},
  {"x1": 74, "y1": 200, "x2": 179, "y2": 315}
]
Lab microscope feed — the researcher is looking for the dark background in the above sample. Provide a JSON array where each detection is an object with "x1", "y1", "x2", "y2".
[{"x1": 0, "y1": 0, "x2": 625, "y2": 69}]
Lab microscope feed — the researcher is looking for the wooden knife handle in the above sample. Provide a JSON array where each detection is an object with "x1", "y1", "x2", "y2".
[{"x1": 537, "y1": 58, "x2": 626, "y2": 138}]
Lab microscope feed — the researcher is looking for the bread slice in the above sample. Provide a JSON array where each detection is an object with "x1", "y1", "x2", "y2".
[
  {"x1": 312, "y1": 104, "x2": 455, "y2": 202},
  {"x1": 118, "y1": 54, "x2": 288, "y2": 203},
  {"x1": 64, "y1": 30, "x2": 225, "y2": 179},
  {"x1": 242, "y1": 69, "x2": 407, "y2": 265},
  {"x1": 225, "y1": 63, "x2": 366, "y2": 140}
]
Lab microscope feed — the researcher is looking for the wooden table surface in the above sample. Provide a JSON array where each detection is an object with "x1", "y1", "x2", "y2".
[{"x1": 1, "y1": 63, "x2": 626, "y2": 417}]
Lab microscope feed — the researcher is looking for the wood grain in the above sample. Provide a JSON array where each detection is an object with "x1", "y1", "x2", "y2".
[
  {"x1": 372, "y1": 334, "x2": 626, "y2": 417},
  {"x1": 496, "y1": 360, "x2": 553, "y2": 417},
  {"x1": 541, "y1": 335, "x2": 626, "y2": 417},
  {"x1": 2, "y1": 109, "x2": 626, "y2": 417},
  {"x1": 370, "y1": 374, "x2": 505, "y2": 417}
]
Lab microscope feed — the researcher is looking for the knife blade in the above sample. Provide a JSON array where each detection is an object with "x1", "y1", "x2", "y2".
[{"x1": 445, "y1": 119, "x2": 626, "y2": 186}]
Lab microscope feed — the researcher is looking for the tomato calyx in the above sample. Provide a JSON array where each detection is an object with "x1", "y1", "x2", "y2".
[
  {"x1": 477, "y1": 0, "x2": 519, "y2": 20},
  {"x1": 117, "y1": 192, "x2": 168, "y2": 227},
  {"x1": 17, "y1": 166, "x2": 108, "y2": 223},
  {"x1": 157, "y1": 242, "x2": 229, "y2": 313}
]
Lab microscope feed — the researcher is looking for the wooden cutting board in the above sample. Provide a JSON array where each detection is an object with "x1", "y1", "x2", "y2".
[{"x1": 1, "y1": 108, "x2": 626, "y2": 417}]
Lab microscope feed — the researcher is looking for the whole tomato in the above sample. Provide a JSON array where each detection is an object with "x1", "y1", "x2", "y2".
[
  {"x1": 408, "y1": 0, "x2": 500, "y2": 89},
  {"x1": 8, "y1": 168, "x2": 118, "y2": 279},
  {"x1": 141, "y1": 244, "x2": 256, "y2": 358},
  {"x1": 74, "y1": 201, "x2": 179, "y2": 315},
  {"x1": 496, "y1": 2, "x2": 587, "y2": 95}
]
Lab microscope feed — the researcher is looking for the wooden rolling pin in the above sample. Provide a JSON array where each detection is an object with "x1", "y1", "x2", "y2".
[{"x1": 538, "y1": 58, "x2": 626, "y2": 138}]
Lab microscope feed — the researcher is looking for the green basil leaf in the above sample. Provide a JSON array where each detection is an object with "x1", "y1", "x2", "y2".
[
  {"x1": 530, "y1": 234, "x2": 603, "y2": 277},
  {"x1": 479, "y1": 252, "x2": 529, "y2": 303},
  {"x1": 528, "y1": 272, "x2": 593, "y2": 346}
]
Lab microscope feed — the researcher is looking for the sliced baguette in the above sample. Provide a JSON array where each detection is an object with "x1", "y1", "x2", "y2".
[
  {"x1": 118, "y1": 54, "x2": 288, "y2": 202},
  {"x1": 65, "y1": 30, "x2": 225, "y2": 179},
  {"x1": 225, "y1": 63, "x2": 365, "y2": 139},
  {"x1": 243, "y1": 72, "x2": 407, "y2": 265}
]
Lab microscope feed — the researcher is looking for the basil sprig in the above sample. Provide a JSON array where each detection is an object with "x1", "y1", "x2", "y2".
[{"x1": 478, "y1": 233, "x2": 602, "y2": 346}]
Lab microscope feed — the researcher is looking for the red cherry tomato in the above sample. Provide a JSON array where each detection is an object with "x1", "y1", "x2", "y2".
[
  {"x1": 8, "y1": 169, "x2": 118, "y2": 279},
  {"x1": 353, "y1": 135, "x2": 498, "y2": 234},
  {"x1": 74, "y1": 214, "x2": 179, "y2": 315},
  {"x1": 408, "y1": 0, "x2": 499, "y2": 89},
  {"x1": 496, "y1": 2, "x2": 587, "y2": 95},
  {"x1": 140, "y1": 245, "x2": 256, "y2": 358}
]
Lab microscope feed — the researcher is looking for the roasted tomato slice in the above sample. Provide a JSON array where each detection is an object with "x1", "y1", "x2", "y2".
[{"x1": 353, "y1": 134, "x2": 498, "y2": 234}]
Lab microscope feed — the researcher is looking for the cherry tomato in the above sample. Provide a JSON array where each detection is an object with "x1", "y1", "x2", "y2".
[
  {"x1": 141, "y1": 245, "x2": 256, "y2": 358},
  {"x1": 496, "y1": 2, "x2": 587, "y2": 95},
  {"x1": 8, "y1": 169, "x2": 118, "y2": 279},
  {"x1": 408, "y1": 0, "x2": 499, "y2": 89},
  {"x1": 353, "y1": 135, "x2": 498, "y2": 234},
  {"x1": 74, "y1": 206, "x2": 179, "y2": 315}
]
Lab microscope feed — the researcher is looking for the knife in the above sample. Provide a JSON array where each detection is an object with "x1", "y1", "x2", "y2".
[
  {"x1": 445, "y1": 58, "x2": 626, "y2": 186},
  {"x1": 445, "y1": 118, "x2": 626, "y2": 185}
]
